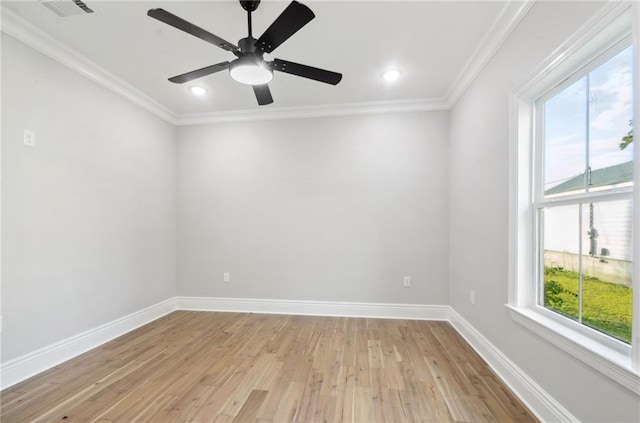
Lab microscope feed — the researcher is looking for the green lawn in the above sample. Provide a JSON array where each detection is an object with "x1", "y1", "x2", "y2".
[{"x1": 544, "y1": 267, "x2": 632, "y2": 343}]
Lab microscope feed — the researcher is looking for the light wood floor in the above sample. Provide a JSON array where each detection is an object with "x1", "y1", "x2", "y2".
[{"x1": 1, "y1": 311, "x2": 537, "y2": 422}]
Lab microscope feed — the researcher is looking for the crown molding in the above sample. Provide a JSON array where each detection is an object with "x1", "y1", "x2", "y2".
[
  {"x1": 511, "y1": 0, "x2": 633, "y2": 98},
  {"x1": 0, "y1": 7, "x2": 178, "y2": 125},
  {"x1": 1, "y1": 1, "x2": 536, "y2": 125},
  {"x1": 444, "y1": 0, "x2": 535, "y2": 108},
  {"x1": 174, "y1": 97, "x2": 448, "y2": 125}
]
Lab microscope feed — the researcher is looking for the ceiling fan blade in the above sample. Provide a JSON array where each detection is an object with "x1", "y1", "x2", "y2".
[
  {"x1": 148, "y1": 8, "x2": 238, "y2": 53},
  {"x1": 253, "y1": 84, "x2": 274, "y2": 105},
  {"x1": 254, "y1": 1, "x2": 315, "y2": 54},
  {"x1": 168, "y1": 61, "x2": 230, "y2": 84},
  {"x1": 272, "y1": 59, "x2": 342, "y2": 85}
]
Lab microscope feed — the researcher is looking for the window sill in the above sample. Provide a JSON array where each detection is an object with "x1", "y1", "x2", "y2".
[{"x1": 506, "y1": 304, "x2": 640, "y2": 395}]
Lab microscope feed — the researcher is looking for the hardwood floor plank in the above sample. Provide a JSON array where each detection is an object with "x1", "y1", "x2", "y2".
[
  {"x1": 354, "y1": 387, "x2": 374, "y2": 422},
  {"x1": 295, "y1": 370, "x2": 323, "y2": 422},
  {"x1": 255, "y1": 380, "x2": 289, "y2": 421},
  {"x1": 28, "y1": 358, "x2": 155, "y2": 423},
  {"x1": 232, "y1": 389, "x2": 268, "y2": 423},
  {"x1": 272, "y1": 381, "x2": 303, "y2": 422},
  {"x1": 1, "y1": 311, "x2": 538, "y2": 423},
  {"x1": 218, "y1": 353, "x2": 277, "y2": 416},
  {"x1": 464, "y1": 395, "x2": 499, "y2": 423},
  {"x1": 126, "y1": 393, "x2": 179, "y2": 422},
  {"x1": 212, "y1": 414, "x2": 236, "y2": 423},
  {"x1": 442, "y1": 393, "x2": 476, "y2": 423}
]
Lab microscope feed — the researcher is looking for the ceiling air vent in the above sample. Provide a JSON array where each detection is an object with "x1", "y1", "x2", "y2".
[{"x1": 41, "y1": 0, "x2": 94, "y2": 17}]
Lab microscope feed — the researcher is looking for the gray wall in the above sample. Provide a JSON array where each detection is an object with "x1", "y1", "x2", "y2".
[
  {"x1": 2, "y1": 2, "x2": 638, "y2": 420},
  {"x1": 448, "y1": 1, "x2": 639, "y2": 422},
  {"x1": 177, "y1": 112, "x2": 450, "y2": 304},
  {"x1": 1, "y1": 35, "x2": 177, "y2": 361}
]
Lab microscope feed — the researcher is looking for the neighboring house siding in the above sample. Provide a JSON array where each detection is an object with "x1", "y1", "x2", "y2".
[
  {"x1": 592, "y1": 200, "x2": 633, "y2": 262},
  {"x1": 544, "y1": 161, "x2": 633, "y2": 285}
]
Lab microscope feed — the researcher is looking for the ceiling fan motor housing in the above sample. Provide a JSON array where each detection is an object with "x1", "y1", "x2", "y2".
[{"x1": 237, "y1": 37, "x2": 259, "y2": 54}]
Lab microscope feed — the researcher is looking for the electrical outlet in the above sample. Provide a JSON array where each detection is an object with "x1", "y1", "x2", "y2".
[
  {"x1": 223, "y1": 272, "x2": 230, "y2": 283},
  {"x1": 403, "y1": 276, "x2": 411, "y2": 287},
  {"x1": 470, "y1": 290, "x2": 475, "y2": 305},
  {"x1": 23, "y1": 130, "x2": 35, "y2": 147}
]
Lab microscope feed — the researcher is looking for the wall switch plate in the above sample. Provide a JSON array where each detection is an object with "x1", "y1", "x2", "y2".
[
  {"x1": 403, "y1": 276, "x2": 411, "y2": 287},
  {"x1": 23, "y1": 130, "x2": 35, "y2": 147},
  {"x1": 470, "y1": 290, "x2": 475, "y2": 305},
  {"x1": 223, "y1": 272, "x2": 230, "y2": 283}
]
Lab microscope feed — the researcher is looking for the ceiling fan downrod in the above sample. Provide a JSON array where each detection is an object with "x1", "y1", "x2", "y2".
[
  {"x1": 240, "y1": 0, "x2": 261, "y2": 52},
  {"x1": 241, "y1": 0, "x2": 261, "y2": 38}
]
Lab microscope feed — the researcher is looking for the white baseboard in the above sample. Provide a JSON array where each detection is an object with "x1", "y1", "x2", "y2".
[
  {"x1": 176, "y1": 296, "x2": 450, "y2": 321},
  {"x1": 448, "y1": 309, "x2": 579, "y2": 423},
  {"x1": 0, "y1": 295, "x2": 578, "y2": 422},
  {"x1": 0, "y1": 297, "x2": 176, "y2": 390}
]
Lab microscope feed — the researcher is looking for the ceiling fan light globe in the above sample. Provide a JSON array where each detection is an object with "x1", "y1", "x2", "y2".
[{"x1": 229, "y1": 59, "x2": 273, "y2": 85}]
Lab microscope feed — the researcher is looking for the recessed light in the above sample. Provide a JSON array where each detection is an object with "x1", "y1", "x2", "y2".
[
  {"x1": 382, "y1": 69, "x2": 401, "y2": 82},
  {"x1": 189, "y1": 86, "x2": 208, "y2": 96}
]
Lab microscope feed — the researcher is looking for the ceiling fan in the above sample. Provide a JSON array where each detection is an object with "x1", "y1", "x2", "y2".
[{"x1": 147, "y1": 0, "x2": 342, "y2": 106}]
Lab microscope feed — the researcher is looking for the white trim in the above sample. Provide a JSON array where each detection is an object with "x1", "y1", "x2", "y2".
[
  {"x1": 507, "y1": 0, "x2": 639, "y2": 389},
  {"x1": 173, "y1": 98, "x2": 448, "y2": 125},
  {"x1": 508, "y1": 91, "x2": 535, "y2": 307},
  {"x1": 0, "y1": 1, "x2": 534, "y2": 124},
  {"x1": 507, "y1": 306, "x2": 640, "y2": 395},
  {"x1": 0, "y1": 296, "x2": 589, "y2": 421},
  {"x1": 448, "y1": 309, "x2": 579, "y2": 423},
  {"x1": 510, "y1": 1, "x2": 633, "y2": 100},
  {"x1": 0, "y1": 8, "x2": 178, "y2": 125},
  {"x1": 444, "y1": 0, "x2": 534, "y2": 108},
  {"x1": 0, "y1": 298, "x2": 176, "y2": 390},
  {"x1": 176, "y1": 296, "x2": 450, "y2": 320},
  {"x1": 631, "y1": 0, "x2": 640, "y2": 373}
]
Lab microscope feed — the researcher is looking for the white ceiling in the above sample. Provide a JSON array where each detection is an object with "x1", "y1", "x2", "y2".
[{"x1": 2, "y1": 0, "x2": 514, "y2": 120}]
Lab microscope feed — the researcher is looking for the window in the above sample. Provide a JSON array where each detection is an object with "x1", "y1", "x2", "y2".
[
  {"x1": 537, "y1": 44, "x2": 634, "y2": 344},
  {"x1": 508, "y1": 3, "x2": 639, "y2": 393}
]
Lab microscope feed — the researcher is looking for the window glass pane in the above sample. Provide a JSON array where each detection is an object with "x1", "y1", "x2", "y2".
[
  {"x1": 581, "y1": 199, "x2": 633, "y2": 343},
  {"x1": 542, "y1": 205, "x2": 580, "y2": 322},
  {"x1": 544, "y1": 78, "x2": 587, "y2": 197},
  {"x1": 588, "y1": 46, "x2": 634, "y2": 193},
  {"x1": 536, "y1": 41, "x2": 635, "y2": 346}
]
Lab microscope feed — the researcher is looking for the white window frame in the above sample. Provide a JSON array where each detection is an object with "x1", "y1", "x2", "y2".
[{"x1": 507, "y1": 2, "x2": 640, "y2": 394}]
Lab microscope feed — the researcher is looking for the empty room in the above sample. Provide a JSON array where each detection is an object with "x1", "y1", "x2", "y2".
[{"x1": 1, "y1": 0, "x2": 639, "y2": 422}]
